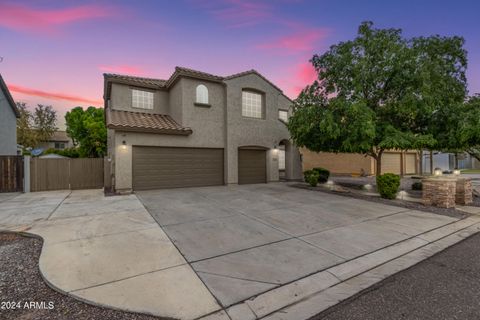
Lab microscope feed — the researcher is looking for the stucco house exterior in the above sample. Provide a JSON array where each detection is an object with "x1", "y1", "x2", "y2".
[
  {"x1": 0, "y1": 74, "x2": 20, "y2": 155},
  {"x1": 35, "y1": 130, "x2": 73, "y2": 151},
  {"x1": 104, "y1": 67, "x2": 303, "y2": 192}
]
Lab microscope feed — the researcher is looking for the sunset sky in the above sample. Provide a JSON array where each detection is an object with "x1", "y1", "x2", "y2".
[{"x1": 1, "y1": 0, "x2": 479, "y2": 126}]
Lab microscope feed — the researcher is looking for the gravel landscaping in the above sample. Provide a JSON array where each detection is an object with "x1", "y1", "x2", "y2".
[
  {"x1": 291, "y1": 182, "x2": 468, "y2": 219},
  {"x1": 0, "y1": 232, "x2": 170, "y2": 320}
]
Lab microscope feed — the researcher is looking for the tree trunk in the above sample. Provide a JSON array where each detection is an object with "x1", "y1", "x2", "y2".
[
  {"x1": 430, "y1": 150, "x2": 434, "y2": 175},
  {"x1": 454, "y1": 153, "x2": 459, "y2": 169},
  {"x1": 375, "y1": 150, "x2": 384, "y2": 176},
  {"x1": 418, "y1": 150, "x2": 423, "y2": 176}
]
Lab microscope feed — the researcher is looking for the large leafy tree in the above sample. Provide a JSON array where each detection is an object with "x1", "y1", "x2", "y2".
[
  {"x1": 437, "y1": 95, "x2": 480, "y2": 162},
  {"x1": 65, "y1": 106, "x2": 106, "y2": 157},
  {"x1": 16, "y1": 102, "x2": 38, "y2": 148},
  {"x1": 34, "y1": 104, "x2": 57, "y2": 142},
  {"x1": 16, "y1": 103, "x2": 57, "y2": 149},
  {"x1": 288, "y1": 22, "x2": 467, "y2": 175}
]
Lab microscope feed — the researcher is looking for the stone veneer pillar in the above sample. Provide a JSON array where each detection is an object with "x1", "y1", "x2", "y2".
[
  {"x1": 422, "y1": 177, "x2": 456, "y2": 208},
  {"x1": 455, "y1": 177, "x2": 473, "y2": 205}
]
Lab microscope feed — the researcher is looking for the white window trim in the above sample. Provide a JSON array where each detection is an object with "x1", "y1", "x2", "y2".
[
  {"x1": 196, "y1": 84, "x2": 209, "y2": 104},
  {"x1": 132, "y1": 89, "x2": 154, "y2": 110},
  {"x1": 242, "y1": 90, "x2": 263, "y2": 119}
]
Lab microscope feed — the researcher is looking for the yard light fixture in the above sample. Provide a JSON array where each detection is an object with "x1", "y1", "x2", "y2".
[
  {"x1": 434, "y1": 169, "x2": 443, "y2": 177},
  {"x1": 121, "y1": 140, "x2": 127, "y2": 150},
  {"x1": 453, "y1": 169, "x2": 461, "y2": 176}
]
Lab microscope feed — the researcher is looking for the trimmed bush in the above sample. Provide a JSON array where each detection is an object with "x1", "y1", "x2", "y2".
[
  {"x1": 304, "y1": 170, "x2": 320, "y2": 187},
  {"x1": 376, "y1": 173, "x2": 400, "y2": 199},
  {"x1": 312, "y1": 167, "x2": 330, "y2": 183},
  {"x1": 411, "y1": 181, "x2": 423, "y2": 190}
]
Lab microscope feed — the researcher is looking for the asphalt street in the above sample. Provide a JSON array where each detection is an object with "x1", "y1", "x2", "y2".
[{"x1": 313, "y1": 232, "x2": 480, "y2": 320}]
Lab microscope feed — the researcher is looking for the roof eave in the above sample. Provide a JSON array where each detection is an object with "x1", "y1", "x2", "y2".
[{"x1": 107, "y1": 124, "x2": 193, "y2": 136}]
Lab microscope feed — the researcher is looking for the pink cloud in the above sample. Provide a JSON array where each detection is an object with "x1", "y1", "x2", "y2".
[
  {"x1": 192, "y1": 0, "x2": 272, "y2": 28},
  {"x1": 279, "y1": 61, "x2": 318, "y2": 99},
  {"x1": 8, "y1": 84, "x2": 102, "y2": 106},
  {"x1": 257, "y1": 28, "x2": 329, "y2": 53},
  {"x1": 99, "y1": 65, "x2": 146, "y2": 76},
  {"x1": 0, "y1": 2, "x2": 115, "y2": 34}
]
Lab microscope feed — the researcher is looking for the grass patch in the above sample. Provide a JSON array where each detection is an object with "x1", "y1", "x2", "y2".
[{"x1": 460, "y1": 169, "x2": 480, "y2": 174}]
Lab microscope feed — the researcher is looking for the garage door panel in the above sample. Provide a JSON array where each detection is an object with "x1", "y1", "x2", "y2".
[
  {"x1": 133, "y1": 147, "x2": 223, "y2": 190},
  {"x1": 405, "y1": 154, "x2": 416, "y2": 174},
  {"x1": 238, "y1": 149, "x2": 266, "y2": 184},
  {"x1": 381, "y1": 153, "x2": 401, "y2": 174}
]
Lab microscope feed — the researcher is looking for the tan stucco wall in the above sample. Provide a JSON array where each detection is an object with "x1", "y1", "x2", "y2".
[
  {"x1": 302, "y1": 149, "x2": 419, "y2": 176},
  {"x1": 110, "y1": 83, "x2": 170, "y2": 115},
  {"x1": 110, "y1": 73, "x2": 303, "y2": 191},
  {"x1": 224, "y1": 73, "x2": 302, "y2": 184},
  {"x1": 301, "y1": 149, "x2": 374, "y2": 175},
  {"x1": 0, "y1": 89, "x2": 17, "y2": 155}
]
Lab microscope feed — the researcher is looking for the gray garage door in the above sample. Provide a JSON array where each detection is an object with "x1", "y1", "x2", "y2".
[
  {"x1": 133, "y1": 146, "x2": 224, "y2": 190},
  {"x1": 238, "y1": 149, "x2": 267, "y2": 184}
]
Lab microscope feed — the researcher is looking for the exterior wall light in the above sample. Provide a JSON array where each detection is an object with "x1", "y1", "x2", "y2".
[
  {"x1": 453, "y1": 169, "x2": 461, "y2": 176},
  {"x1": 121, "y1": 140, "x2": 127, "y2": 150},
  {"x1": 434, "y1": 169, "x2": 443, "y2": 176}
]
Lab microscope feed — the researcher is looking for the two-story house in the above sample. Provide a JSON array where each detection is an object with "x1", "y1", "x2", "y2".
[
  {"x1": 0, "y1": 74, "x2": 19, "y2": 155},
  {"x1": 104, "y1": 67, "x2": 302, "y2": 192}
]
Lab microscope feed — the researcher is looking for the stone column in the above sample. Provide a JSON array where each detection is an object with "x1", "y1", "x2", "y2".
[
  {"x1": 455, "y1": 177, "x2": 473, "y2": 205},
  {"x1": 422, "y1": 177, "x2": 456, "y2": 208}
]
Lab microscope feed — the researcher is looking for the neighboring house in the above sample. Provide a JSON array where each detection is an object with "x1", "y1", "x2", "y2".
[
  {"x1": 302, "y1": 149, "x2": 419, "y2": 176},
  {"x1": 104, "y1": 67, "x2": 303, "y2": 192},
  {"x1": 36, "y1": 131, "x2": 73, "y2": 151},
  {"x1": 0, "y1": 74, "x2": 20, "y2": 156},
  {"x1": 422, "y1": 151, "x2": 480, "y2": 172}
]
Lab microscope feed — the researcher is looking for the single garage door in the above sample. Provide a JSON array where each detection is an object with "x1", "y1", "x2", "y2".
[
  {"x1": 132, "y1": 146, "x2": 223, "y2": 190},
  {"x1": 381, "y1": 153, "x2": 401, "y2": 174},
  {"x1": 405, "y1": 153, "x2": 417, "y2": 174},
  {"x1": 238, "y1": 149, "x2": 266, "y2": 184}
]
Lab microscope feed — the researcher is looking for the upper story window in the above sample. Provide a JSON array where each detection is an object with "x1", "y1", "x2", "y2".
[
  {"x1": 196, "y1": 84, "x2": 209, "y2": 104},
  {"x1": 132, "y1": 89, "x2": 154, "y2": 110},
  {"x1": 279, "y1": 110, "x2": 288, "y2": 122},
  {"x1": 242, "y1": 90, "x2": 263, "y2": 119}
]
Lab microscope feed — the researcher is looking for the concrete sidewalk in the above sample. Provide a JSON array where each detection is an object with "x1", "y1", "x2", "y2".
[{"x1": 0, "y1": 189, "x2": 220, "y2": 320}]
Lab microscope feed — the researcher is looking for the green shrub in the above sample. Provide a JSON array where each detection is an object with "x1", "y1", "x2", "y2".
[
  {"x1": 304, "y1": 170, "x2": 320, "y2": 187},
  {"x1": 376, "y1": 173, "x2": 400, "y2": 199},
  {"x1": 43, "y1": 147, "x2": 80, "y2": 158},
  {"x1": 312, "y1": 167, "x2": 330, "y2": 183},
  {"x1": 411, "y1": 181, "x2": 423, "y2": 190}
]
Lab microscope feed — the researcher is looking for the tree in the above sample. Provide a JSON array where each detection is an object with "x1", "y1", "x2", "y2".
[
  {"x1": 16, "y1": 102, "x2": 38, "y2": 149},
  {"x1": 65, "y1": 106, "x2": 107, "y2": 157},
  {"x1": 288, "y1": 22, "x2": 467, "y2": 175},
  {"x1": 34, "y1": 104, "x2": 57, "y2": 142}
]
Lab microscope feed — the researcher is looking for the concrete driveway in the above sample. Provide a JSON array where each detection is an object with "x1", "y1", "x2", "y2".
[{"x1": 136, "y1": 183, "x2": 460, "y2": 308}]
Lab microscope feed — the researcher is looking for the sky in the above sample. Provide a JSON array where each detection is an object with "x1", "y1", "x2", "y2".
[{"x1": 0, "y1": 0, "x2": 479, "y2": 127}]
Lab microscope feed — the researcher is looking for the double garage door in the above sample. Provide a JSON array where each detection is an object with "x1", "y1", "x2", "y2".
[
  {"x1": 132, "y1": 146, "x2": 267, "y2": 190},
  {"x1": 381, "y1": 153, "x2": 417, "y2": 175},
  {"x1": 133, "y1": 146, "x2": 224, "y2": 190}
]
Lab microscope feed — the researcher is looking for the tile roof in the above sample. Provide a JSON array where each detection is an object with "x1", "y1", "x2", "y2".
[
  {"x1": 103, "y1": 73, "x2": 167, "y2": 88},
  {"x1": 107, "y1": 109, "x2": 192, "y2": 135},
  {"x1": 49, "y1": 131, "x2": 70, "y2": 142},
  {"x1": 103, "y1": 67, "x2": 293, "y2": 102}
]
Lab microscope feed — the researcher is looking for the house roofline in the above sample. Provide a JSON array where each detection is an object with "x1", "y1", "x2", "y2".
[
  {"x1": 103, "y1": 67, "x2": 293, "y2": 103},
  {"x1": 0, "y1": 74, "x2": 20, "y2": 118}
]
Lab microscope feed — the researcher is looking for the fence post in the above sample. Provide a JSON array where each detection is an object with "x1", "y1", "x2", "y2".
[{"x1": 23, "y1": 155, "x2": 30, "y2": 192}]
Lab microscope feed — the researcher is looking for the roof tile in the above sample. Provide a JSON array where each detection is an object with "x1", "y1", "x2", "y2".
[{"x1": 107, "y1": 110, "x2": 192, "y2": 135}]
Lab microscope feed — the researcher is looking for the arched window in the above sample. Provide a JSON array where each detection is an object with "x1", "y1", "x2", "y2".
[{"x1": 196, "y1": 84, "x2": 209, "y2": 104}]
